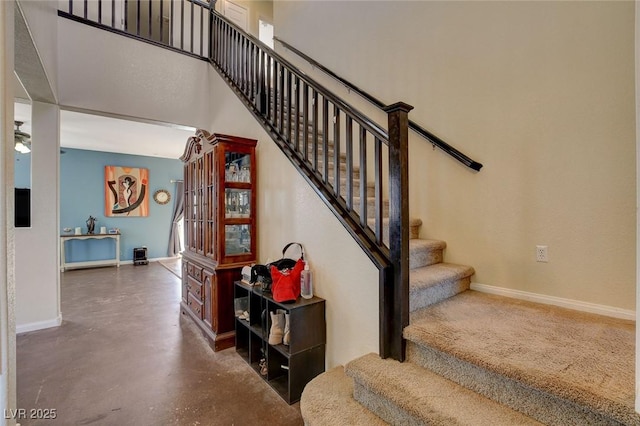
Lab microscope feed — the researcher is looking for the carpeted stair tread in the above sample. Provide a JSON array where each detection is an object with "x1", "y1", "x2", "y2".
[
  {"x1": 409, "y1": 239, "x2": 446, "y2": 269},
  {"x1": 409, "y1": 262, "x2": 473, "y2": 314},
  {"x1": 404, "y1": 290, "x2": 638, "y2": 425},
  {"x1": 410, "y1": 263, "x2": 474, "y2": 288},
  {"x1": 409, "y1": 263, "x2": 474, "y2": 312},
  {"x1": 409, "y1": 238, "x2": 446, "y2": 252},
  {"x1": 300, "y1": 366, "x2": 388, "y2": 426},
  {"x1": 346, "y1": 353, "x2": 543, "y2": 426}
]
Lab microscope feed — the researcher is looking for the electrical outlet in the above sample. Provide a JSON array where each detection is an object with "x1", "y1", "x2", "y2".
[{"x1": 536, "y1": 245, "x2": 548, "y2": 262}]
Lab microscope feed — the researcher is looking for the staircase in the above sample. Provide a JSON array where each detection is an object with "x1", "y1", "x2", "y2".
[
  {"x1": 270, "y1": 83, "x2": 633, "y2": 426},
  {"x1": 255, "y1": 63, "x2": 640, "y2": 426},
  {"x1": 300, "y1": 234, "x2": 638, "y2": 425},
  {"x1": 223, "y1": 31, "x2": 638, "y2": 426},
  {"x1": 289, "y1": 96, "x2": 637, "y2": 423}
]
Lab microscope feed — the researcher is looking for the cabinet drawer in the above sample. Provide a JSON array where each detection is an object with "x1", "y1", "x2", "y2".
[
  {"x1": 187, "y1": 293, "x2": 204, "y2": 320},
  {"x1": 187, "y1": 264, "x2": 203, "y2": 281},
  {"x1": 187, "y1": 276, "x2": 203, "y2": 300}
]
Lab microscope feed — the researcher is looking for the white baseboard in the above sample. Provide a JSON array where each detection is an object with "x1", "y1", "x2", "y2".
[
  {"x1": 16, "y1": 314, "x2": 62, "y2": 334},
  {"x1": 149, "y1": 256, "x2": 180, "y2": 262},
  {"x1": 120, "y1": 256, "x2": 180, "y2": 265},
  {"x1": 470, "y1": 283, "x2": 635, "y2": 321},
  {"x1": 61, "y1": 256, "x2": 180, "y2": 268}
]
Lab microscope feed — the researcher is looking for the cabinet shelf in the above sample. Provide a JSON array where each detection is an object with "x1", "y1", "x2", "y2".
[
  {"x1": 249, "y1": 325, "x2": 266, "y2": 339},
  {"x1": 225, "y1": 182, "x2": 252, "y2": 189},
  {"x1": 234, "y1": 281, "x2": 326, "y2": 404}
]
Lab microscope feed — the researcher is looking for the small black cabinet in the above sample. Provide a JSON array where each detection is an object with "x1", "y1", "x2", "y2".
[
  {"x1": 234, "y1": 281, "x2": 326, "y2": 404},
  {"x1": 133, "y1": 247, "x2": 148, "y2": 265}
]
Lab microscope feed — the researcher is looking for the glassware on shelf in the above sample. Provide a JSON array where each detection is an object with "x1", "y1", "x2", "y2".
[
  {"x1": 225, "y1": 152, "x2": 251, "y2": 184},
  {"x1": 240, "y1": 165, "x2": 250, "y2": 183},
  {"x1": 225, "y1": 224, "x2": 251, "y2": 255},
  {"x1": 226, "y1": 163, "x2": 239, "y2": 182},
  {"x1": 225, "y1": 189, "x2": 251, "y2": 218}
]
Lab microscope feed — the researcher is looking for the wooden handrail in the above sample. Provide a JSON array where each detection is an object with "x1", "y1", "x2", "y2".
[{"x1": 274, "y1": 37, "x2": 483, "y2": 172}]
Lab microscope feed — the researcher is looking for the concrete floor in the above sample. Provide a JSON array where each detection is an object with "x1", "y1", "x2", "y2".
[{"x1": 17, "y1": 263, "x2": 304, "y2": 426}]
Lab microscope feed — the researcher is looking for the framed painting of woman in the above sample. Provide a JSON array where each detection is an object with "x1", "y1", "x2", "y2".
[{"x1": 104, "y1": 166, "x2": 149, "y2": 217}]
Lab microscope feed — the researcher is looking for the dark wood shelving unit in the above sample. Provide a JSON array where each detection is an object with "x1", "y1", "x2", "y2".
[{"x1": 234, "y1": 281, "x2": 326, "y2": 404}]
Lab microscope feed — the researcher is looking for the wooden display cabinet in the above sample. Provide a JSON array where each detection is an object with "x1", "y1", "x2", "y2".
[
  {"x1": 234, "y1": 281, "x2": 326, "y2": 404},
  {"x1": 180, "y1": 131, "x2": 258, "y2": 351}
]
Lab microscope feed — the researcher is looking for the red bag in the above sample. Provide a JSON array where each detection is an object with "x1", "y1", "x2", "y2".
[
  {"x1": 270, "y1": 260, "x2": 304, "y2": 303},
  {"x1": 269, "y1": 242, "x2": 305, "y2": 303}
]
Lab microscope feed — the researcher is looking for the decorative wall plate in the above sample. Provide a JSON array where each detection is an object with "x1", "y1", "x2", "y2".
[{"x1": 153, "y1": 189, "x2": 171, "y2": 205}]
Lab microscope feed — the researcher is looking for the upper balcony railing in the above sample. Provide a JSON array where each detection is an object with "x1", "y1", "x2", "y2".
[{"x1": 59, "y1": 0, "x2": 212, "y2": 60}]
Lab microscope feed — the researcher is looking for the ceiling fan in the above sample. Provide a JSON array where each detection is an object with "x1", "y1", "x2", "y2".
[{"x1": 14, "y1": 121, "x2": 31, "y2": 154}]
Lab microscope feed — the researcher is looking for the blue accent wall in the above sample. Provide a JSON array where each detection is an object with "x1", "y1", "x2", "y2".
[
  {"x1": 15, "y1": 152, "x2": 31, "y2": 189},
  {"x1": 60, "y1": 148, "x2": 182, "y2": 262}
]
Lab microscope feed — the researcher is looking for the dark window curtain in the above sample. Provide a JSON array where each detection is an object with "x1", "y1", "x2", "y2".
[{"x1": 168, "y1": 181, "x2": 185, "y2": 257}]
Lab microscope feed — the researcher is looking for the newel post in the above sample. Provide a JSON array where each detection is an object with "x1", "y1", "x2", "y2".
[{"x1": 382, "y1": 102, "x2": 413, "y2": 361}]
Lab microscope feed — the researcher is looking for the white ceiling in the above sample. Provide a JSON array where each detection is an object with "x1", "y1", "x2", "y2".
[{"x1": 14, "y1": 101, "x2": 196, "y2": 159}]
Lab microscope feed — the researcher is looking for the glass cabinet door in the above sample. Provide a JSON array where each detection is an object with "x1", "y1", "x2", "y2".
[
  {"x1": 225, "y1": 152, "x2": 251, "y2": 183},
  {"x1": 224, "y1": 224, "x2": 251, "y2": 255},
  {"x1": 220, "y1": 147, "x2": 255, "y2": 262},
  {"x1": 225, "y1": 189, "x2": 251, "y2": 218},
  {"x1": 182, "y1": 133, "x2": 257, "y2": 267}
]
